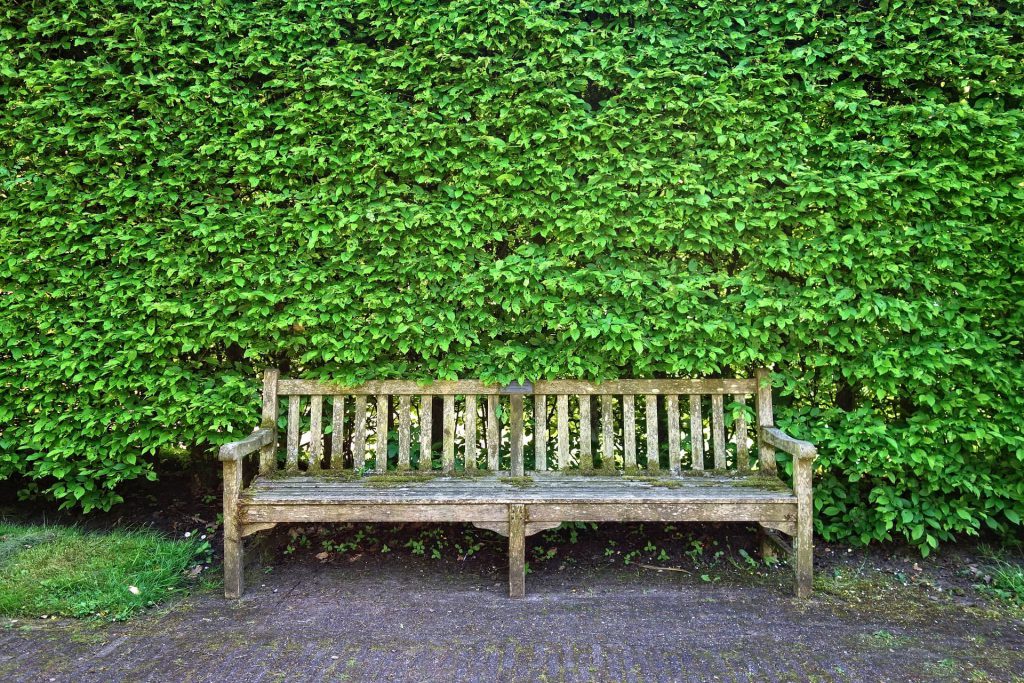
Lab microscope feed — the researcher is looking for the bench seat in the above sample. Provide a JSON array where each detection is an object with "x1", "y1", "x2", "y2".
[{"x1": 243, "y1": 473, "x2": 796, "y2": 508}]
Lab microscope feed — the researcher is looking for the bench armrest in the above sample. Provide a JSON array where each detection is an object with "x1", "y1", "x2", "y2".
[
  {"x1": 760, "y1": 427, "x2": 817, "y2": 462},
  {"x1": 219, "y1": 428, "x2": 273, "y2": 462}
]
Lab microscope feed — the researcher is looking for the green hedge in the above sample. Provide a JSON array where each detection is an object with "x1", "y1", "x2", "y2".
[{"x1": 2, "y1": 0, "x2": 1022, "y2": 552}]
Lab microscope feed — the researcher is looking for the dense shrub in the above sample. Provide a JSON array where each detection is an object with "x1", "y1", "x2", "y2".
[{"x1": 1, "y1": 0, "x2": 1022, "y2": 552}]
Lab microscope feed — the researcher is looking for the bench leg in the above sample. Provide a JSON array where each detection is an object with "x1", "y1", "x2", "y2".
[
  {"x1": 223, "y1": 459, "x2": 244, "y2": 599},
  {"x1": 224, "y1": 522, "x2": 244, "y2": 599},
  {"x1": 508, "y1": 504, "x2": 526, "y2": 598},
  {"x1": 794, "y1": 459, "x2": 814, "y2": 598}
]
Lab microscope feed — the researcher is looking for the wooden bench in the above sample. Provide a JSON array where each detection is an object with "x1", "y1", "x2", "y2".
[{"x1": 219, "y1": 369, "x2": 818, "y2": 598}]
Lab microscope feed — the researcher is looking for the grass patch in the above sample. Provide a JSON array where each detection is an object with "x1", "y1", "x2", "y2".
[
  {"x1": 975, "y1": 558, "x2": 1024, "y2": 607},
  {"x1": 0, "y1": 522, "x2": 206, "y2": 621}
]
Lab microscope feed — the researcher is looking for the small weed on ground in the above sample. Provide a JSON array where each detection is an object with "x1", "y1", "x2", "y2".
[{"x1": 0, "y1": 522, "x2": 207, "y2": 621}]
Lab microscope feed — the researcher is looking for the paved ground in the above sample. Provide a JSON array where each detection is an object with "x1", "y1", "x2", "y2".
[{"x1": 2, "y1": 545, "x2": 1023, "y2": 683}]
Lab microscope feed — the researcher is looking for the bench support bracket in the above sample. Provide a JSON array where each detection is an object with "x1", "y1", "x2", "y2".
[{"x1": 242, "y1": 522, "x2": 278, "y2": 538}]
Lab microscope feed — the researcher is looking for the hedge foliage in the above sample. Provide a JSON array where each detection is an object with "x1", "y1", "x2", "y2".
[{"x1": 2, "y1": 0, "x2": 1022, "y2": 552}]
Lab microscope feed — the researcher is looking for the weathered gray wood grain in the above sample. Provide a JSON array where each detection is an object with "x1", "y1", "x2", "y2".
[
  {"x1": 260, "y1": 368, "x2": 279, "y2": 474},
  {"x1": 689, "y1": 395, "x2": 704, "y2": 472},
  {"x1": 398, "y1": 396, "x2": 411, "y2": 471},
  {"x1": 510, "y1": 395, "x2": 524, "y2": 477},
  {"x1": 286, "y1": 395, "x2": 300, "y2": 472},
  {"x1": 375, "y1": 394, "x2": 389, "y2": 473},
  {"x1": 645, "y1": 394, "x2": 659, "y2": 472},
  {"x1": 353, "y1": 395, "x2": 367, "y2": 471},
  {"x1": 711, "y1": 394, "x2": 726, "y2": 470},
  {"x1": 534, "y1": 394, "x2": 547, "y2": 471},
  {"x1": 622, "y1": 395, "x2": 636, "y2": 469},
  {"x1": 464, "y1": 394, "x2": 478, "y2": 471},
  {"x1": 330, "y1": 396, "x2": 345, "y2": 471}
]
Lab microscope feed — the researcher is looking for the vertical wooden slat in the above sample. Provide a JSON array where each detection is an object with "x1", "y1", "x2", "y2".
[
  {"x1": 689, "y1": 395, "x2": 704, "y2": 471},
  {"x1": 442, "y1": 395, "x2": 455, "y2": 474},
  {"x1": 755, "y1": 368, "x2": 777, "y2": 475},
  {"x1": 557, "y1": 394, "x2": 570, "y2": 470},
  {"x1": 735, "y1": 395, "x2": 750, "y2": 471},
  {"x1": 398, "y1": 395, "x2": 411, "y2": 470},
  {"x1": 259, "y1": 368, "x2": 279, "y2": 474},
  {"x1": 667, "y1": 395, "x2": 680, "y2": 475},
  {"x1": 510, "y1": 394, "x2": 524, "y2": 477},
  {"x1": 712, "y1": 394, "x2": 726, "y2": 470},
  {"x1": 375, "y1": 394, "x2": 388, "y2": 473},
  {"x1": 309, "y1": 395, "x2": 323, "y2": 470},
  {"x1": 645, "y1": 394, "x2": 659, "y2": 471},
  {"x1": 486, "y1": 395, "x2": 500, "y2": 471},
  {"x1": 622, "y1": 395, "x2": 636, "y2": 470},
  {"x1": 464, "y1": 395, "x2": 478, "y2": 470},
  {"x1": 534, "y1": 394, "x2": 547, "y2": 471},
  {"x1": 579, "y1": 395, "x2": 592, "y2": 470},
  {"x1": 601, "y1": 395, "x2": 615, "y2": 471},
  {"x1": 330, "y1": 395, "x2": 345, "y2": 470},
  {"x1": 286, "y1": 395, "x2": 300, "y2": 471},
  {"x1": 418, "y1": 395, "x2": 432, "y2": 471},
  {"x1": 353, "y1": 395, "x2": 367, "y2": 472}
]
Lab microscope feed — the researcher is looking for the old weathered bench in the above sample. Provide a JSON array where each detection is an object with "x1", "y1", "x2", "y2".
[{"x1": 219, "y1": 369, "x2": 818, "y2": 598}]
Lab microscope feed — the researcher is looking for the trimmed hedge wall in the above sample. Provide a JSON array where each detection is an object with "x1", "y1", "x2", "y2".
[{"x1": 2, "y1": 0, "x2": 1022, "y2": 552}]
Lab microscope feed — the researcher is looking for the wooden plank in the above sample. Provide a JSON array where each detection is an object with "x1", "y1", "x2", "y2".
[
  {"x1": 249, "y1": 475, "x2": 793, "y2": 495},
  {"x1": 509, "y1": 504, "x2": 526, "y2": 598},
  {"x1": 418, "y1": 396, "x2": 432, "y2": 472},
  {"x1": 534, "y1": 394, "x2": 547, "y2": 471},
  {"x1": 309, "y1": 395, "x2": 324, "y2": 471},
  {"x1": 330, "y1": 396, "x2": 345, "y2": 470},
  {"x1": 600, "y1": 395, "x2": 615, "y2": 472},
  {"x1": 735, "y1": 395, "x2": 749, "y2": 471},
  {"x1": 280, "y1": 378, "x2": 758, "y2": 396},
  {"x1": 259, "y1": 368, "x2": 279, "y2": 474},
  {"x1": 464, "y1": 394, "x2": 478, "y2": 471},
  {"x1": 243, "y1": 504, "x2": 509, "y2": 524},
  {"x1": 278, "y1": 379, "x2": 501, "y2": 396},
  {"x1": 557, "y1": 394, "x2": 570, "y2": 470},
  {"x1": 510, "y1": 394, "x2": 524, "y2": 477},
  {"x1": 442, "y1": 395, "x2": 455, "y2": 474},
  {"x1": 579, "y1": 395, "x2": 592, "y2": 470},
  {"x1": 622, "y1": 395, "x2": 636, "y2": 469},
  {"x1": 645, "y1": 394, "x2": 659, "y2": 472},
  {"x1": 375, "y1": 394, "x2": 389, "y2": 473},
  {"x1": 219, "y1": 428, "x2": 273, "y2": 461},
  {"x1": 712, "y1": 394, "x2": 726, "y2": 470},
  {"x1": 286, "y1": 395, "x2": 300, "y2": 471},
  {"x1": 528, "y1": 502, "x2": 797, "y2": 524},
  {"x1": 755, "y1": 368, "x2": 777, "y2": 475},
  {"x1": 398, "y1": 395, "x2": 411, "y2": 471},
  {"x1": 534, "y1": 379, "x2": 756, "y2": 396},
  {"x1": 761, "y1": 427, "x2": 817, "y2": 460},
  {"x1": 486, "y1": 395, "x2": 500, "y2": 471},
  {"x1": 353, "y1": 395, "x2": 367, "y2": 471},
  {"x1": 667, "y1": 395, "x2": 680, "y2": 475},
  {"x1": 689, "y1": 395, "x2": 704, "y2": 471}
]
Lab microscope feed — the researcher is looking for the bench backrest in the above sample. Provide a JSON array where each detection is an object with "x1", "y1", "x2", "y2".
[{"x1": 256, "y1": 369, "x2": 778, "y2": 476}]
